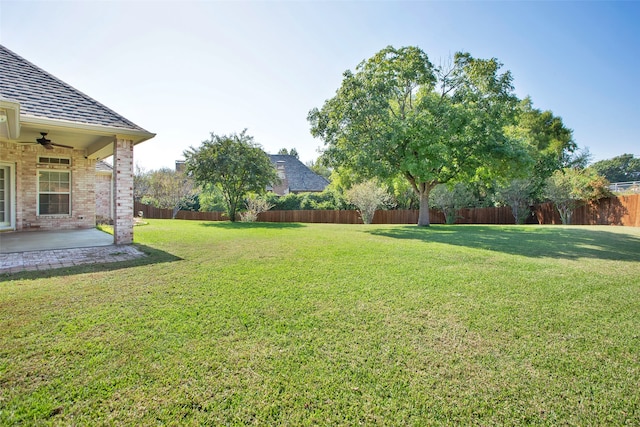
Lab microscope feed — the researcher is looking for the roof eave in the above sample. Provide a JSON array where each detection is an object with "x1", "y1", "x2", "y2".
[
  {"x1": 0, "y1": 98, "x2": 21, "y2": 139},
  {"x1": 20, "y1": 115, "x2": 155, "y2": 145}
]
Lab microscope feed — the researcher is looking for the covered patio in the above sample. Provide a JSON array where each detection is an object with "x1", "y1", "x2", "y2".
[
  {"x1": 0, "y1": 229, "x2": 145, "y2": 274},
  {"x1": 0, "y1": 44, "x2": 154, "y2": 246}
]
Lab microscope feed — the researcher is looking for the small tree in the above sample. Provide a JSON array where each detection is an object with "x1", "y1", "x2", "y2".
[
  {"x1": 185, "y1": 130, "x2": 279, "y2": 221},
  {"x1": 138, "y1": 167, "x2": 196, "y2": 219},
  {"x1": 429, "y1": 183, "x2": 476, "y2": 224},
  {"x1": 133, "y1": 164, "x2": 151, "y2": 203},
  {"x1": 345, "y1": 180, "x2": 391, "y2": 224},
  {"x1": 545, "y1": 168, "x2": 611, "y2": 224},
  {"x1": 496, "y1": 179, "x2": 534, "y2": 224}
]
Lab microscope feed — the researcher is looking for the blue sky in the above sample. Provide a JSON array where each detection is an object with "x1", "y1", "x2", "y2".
[{"x1": 1, "y1": 1, "x2": 638, "y2": 170}]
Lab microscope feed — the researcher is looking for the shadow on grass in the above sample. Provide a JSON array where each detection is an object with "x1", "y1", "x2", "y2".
[
  {"x1": 367, "y1": 225, "x2": 640, "y2": 261},
  {"x1": 199, "y1": 221, "x2": 306, "y2": 229},
  {"x1": 0, "y1": 244, "x2": 182, "y2": 281}
]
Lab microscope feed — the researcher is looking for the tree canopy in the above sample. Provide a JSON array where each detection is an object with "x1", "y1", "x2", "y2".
[
  {"x1": 134, "y1": 167, "x2": 196, "y2": 218},
  {"x1": 309, "y1": 46, "x2": 529, "y2": 226},
  {"x1": 277, "y1": 148, "x2": 299, "y2": 159},
  {"x1": 590, "y1": 154, "x2": 640, "y2": 183},
  {"x1": 495, "y1": 179, "x2": 535, "y2": 224},
  {"x1": 545, "y1": 167, "x2": 611, "y2": 224},
  {"x1": 505, "y1": 97, "x2": 576, "y2": 200},
  {"x1": 184, "y1": 130, "x2": 278, "y2": 221}
]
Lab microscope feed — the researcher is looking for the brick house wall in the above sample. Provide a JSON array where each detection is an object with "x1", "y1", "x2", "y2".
[
  {"x1": 95, "y1": 169, "x2": 113, "y2": 224},
  {"x1": 0, "y1": 141, "x2": 96, "y2": 231}
]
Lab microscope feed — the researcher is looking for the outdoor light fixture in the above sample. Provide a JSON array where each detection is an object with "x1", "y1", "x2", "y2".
[{"x1": 0, "y1": 110, "x2": 7, "y2": 123}]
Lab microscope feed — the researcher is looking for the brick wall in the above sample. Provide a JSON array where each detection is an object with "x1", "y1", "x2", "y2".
[
  {"x1": 0, "y1": 141, "x2": 96, "y2": 231},
  {"x1": 95, "y1": 172, "x2": 113, "y2": 223}
]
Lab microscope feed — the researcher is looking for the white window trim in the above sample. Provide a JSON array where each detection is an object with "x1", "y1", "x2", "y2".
[
  {"x1": 38, "y1": 156, "x2": 71, "y2": 166},
  {"x1": 0, "y1": 162, "x2": 16, "y2": 230},
  {"x1": 37, "y1": 169, "x2": 72, "y2": 216}
]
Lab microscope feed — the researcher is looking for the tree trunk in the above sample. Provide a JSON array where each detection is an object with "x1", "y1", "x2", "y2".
[{"x1": 417, "y1": 189, "x2": 431, "y2": 226}]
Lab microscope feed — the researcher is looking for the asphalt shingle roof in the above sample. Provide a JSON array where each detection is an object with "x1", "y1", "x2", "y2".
[
  {"x1": 95, "y1": 160, "x2": 113, "y2": 173},
  {"x1": 0, "y1": 44, "x2": 148, "y2": 132},
  {"x1": 269, "y1": 154, "x2": 329, "y2": 192}
]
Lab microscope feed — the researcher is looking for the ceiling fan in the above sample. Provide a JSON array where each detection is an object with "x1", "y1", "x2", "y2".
[{"x1": 19, "y1": 132, "x2": 74, "y2": 150}]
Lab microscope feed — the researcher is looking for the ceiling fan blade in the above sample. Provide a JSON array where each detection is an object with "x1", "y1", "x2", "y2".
[
  {"x1": 16, "y1": 133, "x2": 74, "y2": 150},
  {"x1": 51, "y1": 142, "x2": 74, "y2": 149}
]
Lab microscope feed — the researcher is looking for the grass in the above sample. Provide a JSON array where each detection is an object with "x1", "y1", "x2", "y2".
[{"x1": 1, "y1": 221, "x2": 639, "y2": 425}]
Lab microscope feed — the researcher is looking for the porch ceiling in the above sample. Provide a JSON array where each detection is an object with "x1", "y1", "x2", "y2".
[
  {"x1": 12, "y1": 117, "x2": 154, "y2": 160},
  {"x1": 16, "y1": 126, "x2": 113, "y2": 159}
]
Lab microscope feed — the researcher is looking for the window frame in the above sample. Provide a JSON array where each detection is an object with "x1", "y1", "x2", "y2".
[
  {"x1": 38, "y1": 156, "x2": 71, "y2": 166},
  {"x1": 37, "y1": 169, "x2": 72, "y2": 216}
]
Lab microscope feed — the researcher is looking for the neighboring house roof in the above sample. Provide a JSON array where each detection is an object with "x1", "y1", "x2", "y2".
[
  {"x1": 96, "y1": 160, "x2": 113, "y2": 174},
  {"x1": 268, "y1": 154, "x2": 329, "y2": 193},
  {"x1": 0, "y1": 44, "x2": 148, "y2": 132}
]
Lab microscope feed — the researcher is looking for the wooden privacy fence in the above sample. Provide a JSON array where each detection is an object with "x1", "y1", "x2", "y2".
[
  {"x1": 259, "y1": 209, "x2": 446, "y2": 224},
  {"x1": 534, "y1": 195, "x2": 639, "y2": 227},
  {"x1": 135, "y1": 203, "x2": 227, "y2": 221},
  {"x1": 134, "y1": 194, "x2": 639, "y2": 226},
  {"x1": 258, "y1": 210, "x2": 361, "y2": 224}
]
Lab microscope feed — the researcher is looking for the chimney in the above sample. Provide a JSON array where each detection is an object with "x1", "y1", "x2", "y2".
[
  {"x1": 276, "y1": 161, "x2": 286, "y2": 179},
  {"x1": 273, "y1": 160, "x2": 289, "y2": 195}
]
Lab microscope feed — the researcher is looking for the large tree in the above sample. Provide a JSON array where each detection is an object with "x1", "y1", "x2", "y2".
[
  {"x1": 505, "y1": 97, "x2": 576, "y2": 200},
  {"x1": 309, "y1": 46, "x2": 528, "y2": 226},
  {"x1": 184, "y1": 130, "x2": 279, "y2": 221},
  {"x1": 590, "y1": 154, "x2": 640, "y2": 183}
]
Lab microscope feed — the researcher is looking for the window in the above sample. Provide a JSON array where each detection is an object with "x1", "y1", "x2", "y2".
[
  {"x1": 39, "y1": 157, "x2": 70, "y2": 165},
  {"x1": 38, "y1": 171, "x2": 71, "y2": 215}
]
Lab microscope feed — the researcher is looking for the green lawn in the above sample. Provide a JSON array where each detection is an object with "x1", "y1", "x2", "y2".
[{"x1": 1, "y1": 221, "x2": 639, "y2": 425}]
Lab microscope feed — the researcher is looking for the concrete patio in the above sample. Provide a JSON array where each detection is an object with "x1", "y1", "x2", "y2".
[{"x1": 0, "y1": 229, "x2": 145, "y2": 274}]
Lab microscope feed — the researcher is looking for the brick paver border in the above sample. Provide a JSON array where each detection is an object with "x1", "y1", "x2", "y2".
[{"x1": 0, "y1": 245, "x2": 145, "y2": 274}]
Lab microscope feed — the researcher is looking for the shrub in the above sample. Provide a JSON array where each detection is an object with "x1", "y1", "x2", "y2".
[
  {"x1": 263, "y1": 189, "x2": 349, "y2": 211},
  {"x1": 345, "y1": 180, "x2": 392, "y2": 224},
  {"x1": 240, "y1": 196, "x2": 274, "y2": 222}
]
